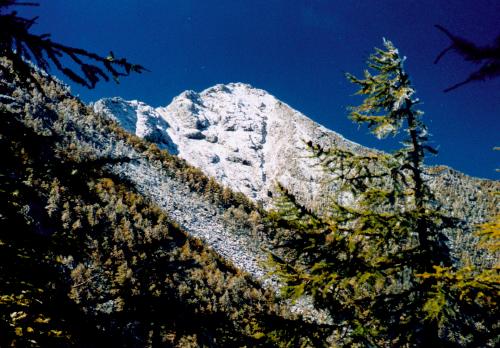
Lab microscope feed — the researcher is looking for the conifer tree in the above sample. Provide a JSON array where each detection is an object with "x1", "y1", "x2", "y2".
[
  {"x1": 268, "y1": 39, "x2": 456, "y2": 346},
  {"x1": 345, "y1": 39, "x2": 448, "y2": 269}
]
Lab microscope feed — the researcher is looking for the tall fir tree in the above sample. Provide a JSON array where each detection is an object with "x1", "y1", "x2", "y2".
[{"x1": 268, "y1": 39, "x2": 460, "y2": 347}]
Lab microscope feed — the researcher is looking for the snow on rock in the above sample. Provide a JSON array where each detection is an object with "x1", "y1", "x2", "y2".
[
  {"x1": 93, "y1": 97, "x2": 178, "y2": 154},
  {"x1": 94, "y1": 83, "x2": 365, "y2": 207}
]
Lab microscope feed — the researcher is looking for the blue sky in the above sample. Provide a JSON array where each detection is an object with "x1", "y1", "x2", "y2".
[{"x1": 21, "y1": 0, "x2": 499, "y2": 179}]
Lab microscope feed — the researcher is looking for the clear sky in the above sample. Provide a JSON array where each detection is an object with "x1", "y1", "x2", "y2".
[{"x1": 20, "y1": 0, "x2": 499, "y2": 179}]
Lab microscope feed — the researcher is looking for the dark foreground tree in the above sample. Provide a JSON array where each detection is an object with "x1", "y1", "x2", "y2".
[
  {"x1": 434, "y1": 25, "x2": 500, "y2": 92},
  {"x1": 268, "y1": 39, "x2": 497, "y2": 347},
  {"x1": 0, "y1": 0, "x2": 146, "y2": 89}
]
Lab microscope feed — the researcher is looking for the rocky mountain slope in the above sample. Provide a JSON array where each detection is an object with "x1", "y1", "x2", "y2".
[
  {"x1": 4, "y1": 59, "x2": 355, "y2": 346},
  {"x1": 94, "y1": 83, "x2": 499, "y2": 261}
]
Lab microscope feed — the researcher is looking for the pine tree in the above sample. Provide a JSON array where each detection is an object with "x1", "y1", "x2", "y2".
[
  {"x1": 268, "y1": 39, "x2": 456, "y2": 346},
  {"x1": 345, "y1": 38, "x2": 448, "y2": 269}
]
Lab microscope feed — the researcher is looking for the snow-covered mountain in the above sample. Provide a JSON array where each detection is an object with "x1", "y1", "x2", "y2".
[
  {"x1": 94, "y1": 83, "x2": 369, "y2": 207},
  {"x1": 95, "y1": 82, "x2": 496, "y2": 214},
  {"x1": 94, "y1": 83, "x2": 499, "y2": 263}
]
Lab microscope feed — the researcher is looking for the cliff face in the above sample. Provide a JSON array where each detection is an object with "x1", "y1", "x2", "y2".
[{"x1": 94, "y1": 83, "x2": 499, "y2": 262}]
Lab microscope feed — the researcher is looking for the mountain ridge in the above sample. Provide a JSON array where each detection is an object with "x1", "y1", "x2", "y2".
[
  {"x1": 93, "y1": 82, "x2": 499, "y2": 266},
  {"x1": 95, "y1": 84, "x2": 497, "y2": 205}
]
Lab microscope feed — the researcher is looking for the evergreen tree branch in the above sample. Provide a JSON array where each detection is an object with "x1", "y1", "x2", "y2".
[
  {"x1": 435, "y1": 24, "x2": 500, "y2": 92},
  {"x1": 0, "y1": 1, "x2": 147, "y2": 89}
]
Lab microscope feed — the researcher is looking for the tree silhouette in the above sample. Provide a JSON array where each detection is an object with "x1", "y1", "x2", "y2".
[
  {"x1": 435, "y1": 25, "x2": 500, "y2": 92},
  {"x1": 0, "y1": 0, "x2": 147, "y2": 88}
]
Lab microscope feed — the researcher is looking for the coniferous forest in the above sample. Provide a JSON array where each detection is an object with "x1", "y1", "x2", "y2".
[{"x1": 1, "y1": 1, "x2": 499, "y2": 347}]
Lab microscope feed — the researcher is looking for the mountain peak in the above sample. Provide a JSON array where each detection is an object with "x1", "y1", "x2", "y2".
[
  {"x1": 204, "y1": 82, "x2": 255, "y2": 93},
  {"x1": 93, "y1": 82, "x2": 499, "y2": 266},
  {"x1": 94, "y1": 83, "x2": 494, "y2": 220},
  {"x1": 94, "y1": 83, "x2": 356, "y2": 204}
]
